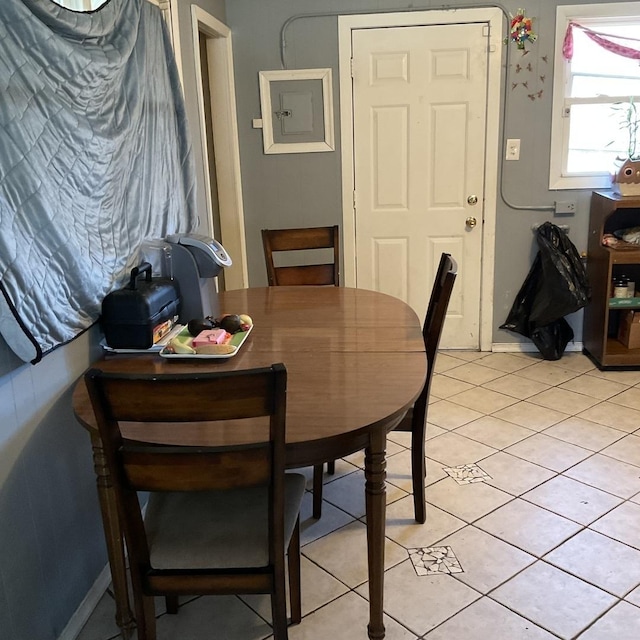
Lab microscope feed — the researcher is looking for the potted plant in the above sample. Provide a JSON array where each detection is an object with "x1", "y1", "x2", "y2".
[{"x1": 611, "y1": 98, "x2": 640, "y2": 196}]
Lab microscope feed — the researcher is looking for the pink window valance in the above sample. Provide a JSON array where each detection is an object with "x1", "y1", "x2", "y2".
[{"x1": 563, "y1": 22, "x2": 640, "y2": 61}]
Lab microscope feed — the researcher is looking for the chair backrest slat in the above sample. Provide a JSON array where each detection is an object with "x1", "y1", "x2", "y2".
[
  {"x1": 122, "y1": 446, "x2": 271, "y2": 492},
  {"x1": 90, "y1": 370, "x2": 277, "y2": 423},
  {"x1": 262, "y1": 226, "x2": 340, "y2": 286},
  {"x1": 272, "y1": 264, "x2": 337, "y2": 286}
]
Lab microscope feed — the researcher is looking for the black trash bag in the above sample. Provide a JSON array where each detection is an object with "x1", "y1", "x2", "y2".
[
  {"x1": 500, "y1": 252, "x2": 542, "y2": 338},
  {"x1": 530, "y1": 318, "x2": 574, "y2": 361},
  {"x1": 530, "y1": 222, "x2": 590, "y2": 326},
  {"x1": 500, "y1": 222, "x2": 590, "y2": 360}
]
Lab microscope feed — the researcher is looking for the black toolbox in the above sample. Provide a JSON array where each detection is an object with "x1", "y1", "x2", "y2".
[{"x1": 101, "y1": 262, "x2": 181, "y2": 349}]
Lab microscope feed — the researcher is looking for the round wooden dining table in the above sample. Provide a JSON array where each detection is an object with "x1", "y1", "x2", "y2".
[{"x1": 73, "y1": 286, "x2": 427, "y2": 640}]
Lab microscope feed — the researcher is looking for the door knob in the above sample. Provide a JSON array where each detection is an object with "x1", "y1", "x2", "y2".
[
  {"x1": 466, "y1": 217, "x2": 477, "y2": 229},
  {"x1": 467, "y1": 195, "x2": 478, "y2": 205}
]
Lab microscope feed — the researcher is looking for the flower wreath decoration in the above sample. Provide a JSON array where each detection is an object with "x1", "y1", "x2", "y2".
[{"x1": 506, "y1": 9, "x2": 537, "y2": 50}]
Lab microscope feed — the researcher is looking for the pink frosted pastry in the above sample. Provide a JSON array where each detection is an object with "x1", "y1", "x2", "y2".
[{"x1": 192, "y1": 329, "x2": 230, "y2": 348}]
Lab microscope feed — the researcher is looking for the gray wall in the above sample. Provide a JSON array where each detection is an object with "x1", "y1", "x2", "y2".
[
  {"x1": 0, "y1": 1, "x2": 225, "y2": 638},
  {"x1": 225, "y1": 0, "x2": 603, "y2": 344},
  {"x1": 0, "y1": 330, "x2": 104, "y2": 640}
]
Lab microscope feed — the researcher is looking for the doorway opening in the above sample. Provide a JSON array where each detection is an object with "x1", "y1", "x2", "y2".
[{"x1": 191, "y1": 8, "x2": 248, "y2": 291}]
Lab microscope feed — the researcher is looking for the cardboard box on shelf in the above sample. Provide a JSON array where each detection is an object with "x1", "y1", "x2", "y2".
[{"x1": 618, "y1": 310, "x2": 640, "y2": 349}]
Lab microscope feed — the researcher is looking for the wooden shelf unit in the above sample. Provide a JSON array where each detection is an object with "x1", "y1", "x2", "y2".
[{"x1": 583, "y1": 190, "x2": 640, "y2": 369}]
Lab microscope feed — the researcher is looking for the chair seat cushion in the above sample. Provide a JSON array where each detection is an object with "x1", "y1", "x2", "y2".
[{"x1": 145, "y1": 473, "x2": 306, "y2": 570}]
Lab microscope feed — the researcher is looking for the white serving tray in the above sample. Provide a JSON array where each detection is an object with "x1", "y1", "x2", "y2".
[{"x1": 159, "y1": 325, "x2": 253, "y2": 360}]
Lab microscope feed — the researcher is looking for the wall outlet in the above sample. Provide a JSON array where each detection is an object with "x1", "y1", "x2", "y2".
[
  {"x1": 554, "y1": 200, "x2": 577, "y2": 214},
  {"x1": 505, "y1": 138, "x2": 520, "y2": 161}
]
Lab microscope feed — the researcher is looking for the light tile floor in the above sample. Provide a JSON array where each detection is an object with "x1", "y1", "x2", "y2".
[{"x1": 77, "y1": 350, "x2": 640, "y2": 640}]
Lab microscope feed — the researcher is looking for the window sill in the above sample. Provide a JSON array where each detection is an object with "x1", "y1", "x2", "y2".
[{"x1": 549, "y1": 174, "x2": 612, "y2": 191}]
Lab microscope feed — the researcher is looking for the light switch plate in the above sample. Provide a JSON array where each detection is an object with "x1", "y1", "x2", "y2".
[{"x1": 506, "y1": 138, "x2": 521, "y2": 161}]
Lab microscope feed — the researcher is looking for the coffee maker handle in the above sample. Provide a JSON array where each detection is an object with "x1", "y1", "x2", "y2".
[{"x1": 165, "y1": 234, "x2": 232, "y2": 270}]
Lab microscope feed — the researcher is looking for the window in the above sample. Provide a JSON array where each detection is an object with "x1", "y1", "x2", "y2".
[
  {"x1": 51, "y1": 0, "x2": 108, "y2": 9},
  {"x1": 550, "y1": 3, "x2": 640, "y2": 190}
]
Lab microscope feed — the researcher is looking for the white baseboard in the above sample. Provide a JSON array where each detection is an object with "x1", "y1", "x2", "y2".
[
  {"x1": 491, "y1": 341, "x2": 584, "y2": 354},
  {"x1": 57, "y1": 563, "x2": 112, "y2": 640}
]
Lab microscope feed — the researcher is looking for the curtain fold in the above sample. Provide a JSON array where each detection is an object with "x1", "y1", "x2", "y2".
[{"x1": 0, "y1": 0, "x2": 197, "y2": 363}]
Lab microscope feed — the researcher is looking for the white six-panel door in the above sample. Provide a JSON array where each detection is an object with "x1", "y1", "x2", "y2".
[{"x1": 351, "y1": 22, "x2": 490, "y2": 349}]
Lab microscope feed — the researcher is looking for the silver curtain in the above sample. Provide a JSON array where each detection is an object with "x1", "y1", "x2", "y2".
[{"x1": 0, "y1": 0, "x2": 197, "y2": 362}]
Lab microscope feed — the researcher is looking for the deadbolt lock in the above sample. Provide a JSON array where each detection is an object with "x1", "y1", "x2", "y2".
[{"x1": 467, "y1": 195, "x2": 478, "y2": 205}]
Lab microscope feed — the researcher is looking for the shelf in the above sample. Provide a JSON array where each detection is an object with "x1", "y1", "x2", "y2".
[
  {"x1": 609, "y1": 249, "x2": 640, "y2": 264},
  {"x1": 609, "y1": 298, "x2": 640, "y2": 308},
  {"x1": 603, "y1": 337, "x2": 640, "y2": 367},
  {"x1": 595, "y1": 190, "x2": 640, "y2": 207},
  {"x1": 583, "y1": 339, "x2": 640, "y2": 370}
]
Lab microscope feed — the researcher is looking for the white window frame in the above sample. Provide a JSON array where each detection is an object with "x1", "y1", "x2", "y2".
[{"x1": 550, "y1": 2, "x2": 640, "y2": 190}]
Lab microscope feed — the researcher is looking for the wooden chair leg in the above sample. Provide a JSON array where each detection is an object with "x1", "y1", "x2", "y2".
[
  {"x1": 411, "y1": 427, "x2": 427, "y2": 524},
  {"x1": 327, "y1": 460, "x2": 335, "y2": 475},
  {"x1": 312, "y1": 464, "x2": 324, "y2": 519},
  {"x1": 287, "y1": 518, "x2": 302, "y2": 625},
  {"x1": 165, "y1": 595, "x2": 179, "y2": 614},
  {"x1": 272, "y1": 563, "x2": 289, "y2": 640},
  {"x1": 132, "y1": 591, "x2": 157, "y2": 640}
]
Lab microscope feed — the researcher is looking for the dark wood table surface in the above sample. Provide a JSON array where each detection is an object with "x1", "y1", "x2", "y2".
[{"x1": 73, "y1": 286, "x2": 427, "y2": 640}]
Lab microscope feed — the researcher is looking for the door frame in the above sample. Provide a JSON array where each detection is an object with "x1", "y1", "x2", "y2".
[
  {"x1": 338, "y1": 9, "x2": 502, "y2": 351},
  {"x1": 191, "y1": 7, "x2": 248, "y2": 290}
]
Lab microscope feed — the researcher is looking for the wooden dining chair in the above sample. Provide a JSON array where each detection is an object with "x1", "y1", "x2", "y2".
[
  {"x1": 261, "y1": 225, "x2": 340, "y2": 287},
  {"x1": 394, "y1": 253, "x2": 457, "y2": 523},
  {"x1": 84, "y1": 364, "x2": 305, "y2": 640},
  {"x1": 262, "y1": 225, "x2": 340, "y2": 518},
  {"x1": 312, "y1": 253, "x2": 457, "y2": 524}
]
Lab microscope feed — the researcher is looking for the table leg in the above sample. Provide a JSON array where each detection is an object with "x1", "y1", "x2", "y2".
[
  {"x1": 91, "y1": 433, "x2": 136, "y2": 638},
  {"x1": 365, "y1": 428, "x2": 387, "y2": 640}
]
